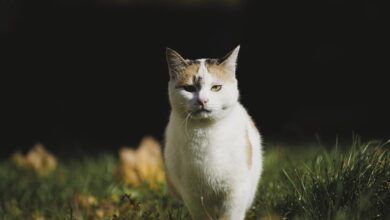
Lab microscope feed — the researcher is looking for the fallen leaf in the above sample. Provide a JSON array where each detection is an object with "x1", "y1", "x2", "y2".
[
  {"x1": 73, "y1": 193, "x2": 98, "y2": 208},
  {"x1": 11, "y1": 143, "x2": 57, "y2": 176},
  {"x1": 114, "y1": 136, "x2": 165, "y2": 188},
  {"x1": 31, "y1": 211, "x2": 45, "y2": 220},
  {"x1": 259, "y1": 213, "x2": 284, "y2": 220}
]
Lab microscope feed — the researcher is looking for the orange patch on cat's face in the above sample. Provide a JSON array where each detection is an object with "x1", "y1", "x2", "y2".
[
  {"x1": 176, "y1": 64, "x2": 199, "y2": 86},
  {"x1": 206, "y1": 63, "x2": 236, "y2": 82},
  {"x1": 174, "y1": 62, "x2": 235, "y2": 86}
]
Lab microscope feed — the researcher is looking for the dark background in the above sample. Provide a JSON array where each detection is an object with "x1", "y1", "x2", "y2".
[{"x1": 1, "y1": 0, "x2": 388, "y2": 156}]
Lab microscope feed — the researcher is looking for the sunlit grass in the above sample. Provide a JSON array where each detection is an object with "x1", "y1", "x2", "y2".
[
  {"x1": 0, "y1": 138, "x2": 389, "y2": 219},
  {"x1": 249, "y1": 138, "x2": 390, "y2": 220}
]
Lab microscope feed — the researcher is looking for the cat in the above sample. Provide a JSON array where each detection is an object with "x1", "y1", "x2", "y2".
[{"x1": 164, "y1": 46, "x2": 263, "y2": 220}]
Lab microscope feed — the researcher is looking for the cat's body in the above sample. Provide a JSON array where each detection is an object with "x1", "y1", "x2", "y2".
[{"x1": 164, "y1": 46, "x2": 262, "y2": 220}]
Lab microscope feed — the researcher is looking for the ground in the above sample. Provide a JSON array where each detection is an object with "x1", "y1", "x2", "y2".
[{"x1": 0, "y1": 137, "x2": 389, "y2": 220}]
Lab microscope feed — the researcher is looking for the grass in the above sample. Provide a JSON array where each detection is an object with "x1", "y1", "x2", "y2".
[{"x1": 0, "y1": 138, "x2": 389, "y2": 220}]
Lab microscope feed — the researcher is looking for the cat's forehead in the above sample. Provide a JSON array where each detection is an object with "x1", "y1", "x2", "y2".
[{"x1": 176, "y1": 59, "x2": 234, "y2": 85}]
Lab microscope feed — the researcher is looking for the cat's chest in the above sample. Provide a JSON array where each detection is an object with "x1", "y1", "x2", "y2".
[
  {"x1": 181, "y1": 126, "x2": 244, "y2": 180},
  {"x1": 184, "y1": 127, "x2": 232, "y2": 158}
]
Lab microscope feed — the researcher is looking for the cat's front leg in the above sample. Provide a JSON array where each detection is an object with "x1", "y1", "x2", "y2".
[
  {"x1": 219, "y1": 200, "x2": 247, "y2": 220},
  {"x1": 219, "y1": 182, "x2": 252, "y2": 220},
  {"x1": 184, "y1": 195, "x2": 212, "y2": 220}
]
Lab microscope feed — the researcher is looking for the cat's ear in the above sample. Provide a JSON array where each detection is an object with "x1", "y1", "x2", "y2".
[
  {"x1": 219, "y1": 45, "x2": 240, "y2": 74},
  {"x1": 166, "y1": 48, "x2": 187, "y2": 79}
]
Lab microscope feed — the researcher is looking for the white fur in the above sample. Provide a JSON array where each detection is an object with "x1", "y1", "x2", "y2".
[{"x1": 164, "y1": 47, "x2": 263, "y2": 220}]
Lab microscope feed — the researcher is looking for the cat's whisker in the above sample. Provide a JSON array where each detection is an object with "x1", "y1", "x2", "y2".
[
  {"x1": 179, "y1": 109, "x2": 190, "y2": 127},
  {"x1": 183, "y1": 112, "x2": 192, "y2": 140}
]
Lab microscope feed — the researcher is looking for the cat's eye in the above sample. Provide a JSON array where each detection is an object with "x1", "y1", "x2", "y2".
[
  {"x1": 182, "y1": 85, "x2": 196, "y2": 92},
  {"x1": 211, "y1": 85, "x2": 222, "y2": 92}
]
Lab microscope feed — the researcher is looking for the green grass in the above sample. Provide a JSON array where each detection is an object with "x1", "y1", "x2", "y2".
[{"x1": 1, "y1": 138, "x2": 389, "y2": 220}]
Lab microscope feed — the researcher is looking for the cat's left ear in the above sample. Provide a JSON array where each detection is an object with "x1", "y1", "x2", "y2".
[{"x1": 219, "y1": 45, "x2": 240, "y2": 74}]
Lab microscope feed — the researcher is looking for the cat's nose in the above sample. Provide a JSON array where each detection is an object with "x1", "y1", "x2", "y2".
[{"x1": 197, "y1": 97, "x2": 209, "y2": 106}]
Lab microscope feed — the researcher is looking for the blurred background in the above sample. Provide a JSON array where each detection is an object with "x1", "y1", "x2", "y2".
[{"x1": 1, "y1": 0, "x2": 388, "y2": 156}]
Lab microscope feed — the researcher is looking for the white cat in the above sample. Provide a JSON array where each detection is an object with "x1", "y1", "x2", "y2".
[{"x1": 164, "y1": 46, "x2": 263, "y2": 220}]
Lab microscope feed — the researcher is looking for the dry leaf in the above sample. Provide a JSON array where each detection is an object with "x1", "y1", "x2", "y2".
[
  {"x1": 94, "y1": 199, "x2": 118, "y2": 219},
  {"x1": 259, "y1": 213, "x2": 284, "y2": 220},
  {"x1": 11, "y1": 143, "x2": 57, "y2": 176},
  {"x1": 72, "y1": 193, "x2": 105, "y2": 219},
  {"x1": 115, "y1": 148, "x2": 142, "y2": 186},
  {"x1": 114, "y1": 136, "x2": 165, "y2": 188},
  {"x1": 31, "y1": 211, "x2": 45, "y2": 220},
  {"x1": 73, "y1": 193, "x2": 98, "y2": 208}
]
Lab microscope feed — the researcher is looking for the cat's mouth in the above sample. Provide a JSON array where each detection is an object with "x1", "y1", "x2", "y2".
[{"x1": 193, "y1": 107, "x2": 212, "y2": 115}]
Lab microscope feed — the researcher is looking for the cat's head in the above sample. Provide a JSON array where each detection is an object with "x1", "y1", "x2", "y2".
[{"x1": 166, "y1": 46, "x2": 240, "y2": 121}]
